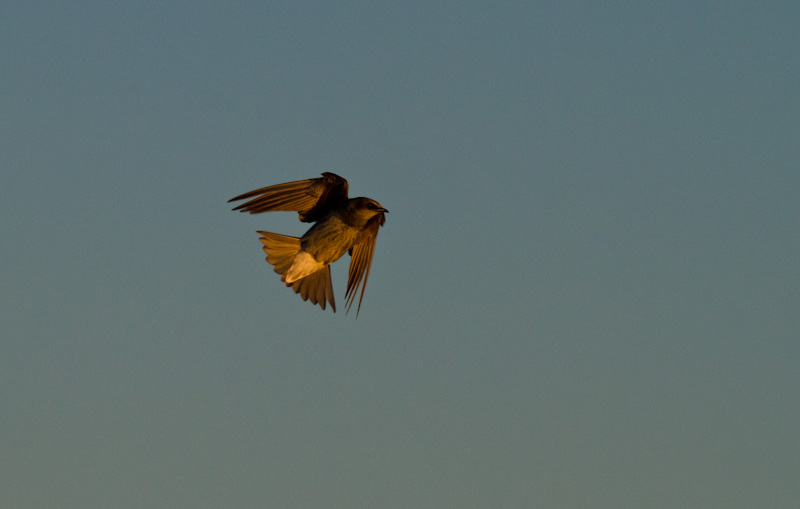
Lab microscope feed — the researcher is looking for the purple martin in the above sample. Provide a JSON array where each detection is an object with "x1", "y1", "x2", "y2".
[{"x1": 229, "y1": 172, "x2": 388, "y2": 316}]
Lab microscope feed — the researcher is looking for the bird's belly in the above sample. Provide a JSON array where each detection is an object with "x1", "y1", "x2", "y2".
[{"x1": 301, "y1": 218, "x2": 359, "y2": 265}]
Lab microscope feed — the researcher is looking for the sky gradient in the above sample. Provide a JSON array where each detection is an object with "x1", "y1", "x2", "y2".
[{"x1": 2, "y1": 2, "x2": 799, "y2": 507}]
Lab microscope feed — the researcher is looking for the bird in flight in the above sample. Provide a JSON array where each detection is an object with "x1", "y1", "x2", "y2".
[{"x1": 229, "y1": 172, "x2": 388, "y2": 316}]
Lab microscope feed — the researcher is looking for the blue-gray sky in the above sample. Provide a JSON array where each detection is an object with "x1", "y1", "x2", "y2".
[{"x1": 2, "y1": 2, "x2": 798, "y2": 507}]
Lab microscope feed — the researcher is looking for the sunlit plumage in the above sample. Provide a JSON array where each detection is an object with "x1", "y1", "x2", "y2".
[{"x1": 229, "y1": 172, "x2": 387, "y2": 316}]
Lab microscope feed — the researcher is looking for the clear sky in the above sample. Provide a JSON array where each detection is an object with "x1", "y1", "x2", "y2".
[{"x1": 2, "y1": 2, "x2": 798, "y2": 507}]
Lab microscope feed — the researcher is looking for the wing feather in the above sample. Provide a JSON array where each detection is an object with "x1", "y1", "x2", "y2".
[
  {"x1": 229, "y1": 172, "x2": 348, "y2": 222},
  {"x1": 344, "y1": 214, "x2": 384, "y2": 316}
]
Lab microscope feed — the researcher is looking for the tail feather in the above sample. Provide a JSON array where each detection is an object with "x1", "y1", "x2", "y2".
[
  {"x1": 257, "y1": 231, "x2": 336, "y2": 312},
  {"x1": 258, "y1": 231, "x2": 299, "y2": 278},
  {"x1": 291, "y1": 267, "x2": 335, "y2": 312}
]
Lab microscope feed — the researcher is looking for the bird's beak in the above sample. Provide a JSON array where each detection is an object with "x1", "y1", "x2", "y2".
[{"x1": 380, "y1": 208, "x2": 389, "y2": 213}]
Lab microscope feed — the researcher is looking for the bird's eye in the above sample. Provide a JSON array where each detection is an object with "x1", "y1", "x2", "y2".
[{"x1": 366, "y1": 203, "x2": 377, "y2": 209}]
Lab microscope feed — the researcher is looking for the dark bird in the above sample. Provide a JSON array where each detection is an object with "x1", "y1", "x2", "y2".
[{"x1": 229, "y1": 172, "x2": 388, "y2": 316}]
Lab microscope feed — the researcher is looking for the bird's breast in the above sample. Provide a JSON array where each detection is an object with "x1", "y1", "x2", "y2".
[{"x1": 301, "y1": 215, "x2": 361, "y2": 265}]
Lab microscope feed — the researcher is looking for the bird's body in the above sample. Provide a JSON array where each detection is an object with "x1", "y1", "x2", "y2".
[
  {"x1": 229, "y1": 173, "x2": 387, "y2": 315},
  {"x1": 301, "y1": 208, "x2": 363, "y2": 264}
]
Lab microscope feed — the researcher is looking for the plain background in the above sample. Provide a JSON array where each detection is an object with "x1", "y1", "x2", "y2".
[{"x1": 2, "y1": 2, "x2": 798, "y2": 507}]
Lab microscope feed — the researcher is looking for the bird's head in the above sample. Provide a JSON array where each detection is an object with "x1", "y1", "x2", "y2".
[{"x1": 346, "y1": 197, "x2": 388, "y2": 226}]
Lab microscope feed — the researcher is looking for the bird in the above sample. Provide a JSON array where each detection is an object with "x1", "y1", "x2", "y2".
[{"x1": 229, "y1": 172, "x2": 388, "y2": 316}]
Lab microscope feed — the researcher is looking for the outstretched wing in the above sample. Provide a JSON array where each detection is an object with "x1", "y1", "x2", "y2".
[
  {"x1": 344, "y1": 212, "x2": 386, "y2": 316},
  {"x1": 229, "y1": 172, "x2": 349, "y2": 222}
]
